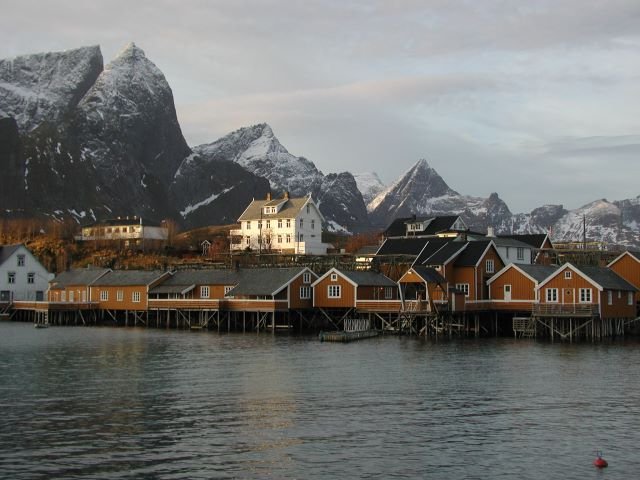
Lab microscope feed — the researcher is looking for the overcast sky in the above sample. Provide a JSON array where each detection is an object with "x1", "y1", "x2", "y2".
[{"x1": 2, "y1": 0, "x2": 639, "y2": 213}]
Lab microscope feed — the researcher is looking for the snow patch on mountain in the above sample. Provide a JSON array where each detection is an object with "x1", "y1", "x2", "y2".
[{"x1": 354, "y1": 172, "x2": 385, "y2": 204}]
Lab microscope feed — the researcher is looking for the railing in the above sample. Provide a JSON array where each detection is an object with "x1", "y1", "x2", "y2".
[
  {"x1": 13, "y1": 301, "x2": 99, "y2": 311},
  {"x1": 533, "y1": 303, "x2": 599, "y2": 317},
  {"x1": 222, "y1": 299, "x2": 289, "y2": 312},
  {"x1": 148, "y1": 298, "x2": 220, "y2": 310},
  {"x1": 355, "y1": 300, "x2": 402, "y2": 313}
]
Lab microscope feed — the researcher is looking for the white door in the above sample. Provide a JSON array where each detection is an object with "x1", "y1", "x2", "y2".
[{"x1": 504, "y1": 284, "x2": 512, "y2": 302}]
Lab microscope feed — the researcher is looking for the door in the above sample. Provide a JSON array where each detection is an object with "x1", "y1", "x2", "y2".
[{"x1": 504, "y1": 285, "x2": 512, "y2": 302}]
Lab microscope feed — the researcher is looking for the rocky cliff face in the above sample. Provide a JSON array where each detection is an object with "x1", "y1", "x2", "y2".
[
  {"x1": 368, "y1": 159, "x2": 513, "y2": 232},
  {"x1": 193, "y1": 123, "x2": 372, "y2": 233}
]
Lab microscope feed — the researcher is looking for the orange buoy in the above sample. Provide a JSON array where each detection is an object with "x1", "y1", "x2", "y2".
[{"x1": 593, "y1": 451, "x2": 608, "y2": 468}]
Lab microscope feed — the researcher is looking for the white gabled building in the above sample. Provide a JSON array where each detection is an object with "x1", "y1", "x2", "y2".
[
  {"x1": 0, "y1": 244, "x2": 53, "y2": 302},
  {"x1": 230, "y1": 192, "x2": 330, "y2": 255}
]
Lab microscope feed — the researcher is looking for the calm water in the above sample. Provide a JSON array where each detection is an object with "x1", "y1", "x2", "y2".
[{"x1": 0, "y1": 323, "x2": 639, "y2": 479}]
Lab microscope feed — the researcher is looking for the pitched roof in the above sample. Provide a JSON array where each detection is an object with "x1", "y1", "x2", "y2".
[
  {"x1": 383, "y1": 215, "x2": 462, "y2": 238},
  {"x1": 50, "y1": 268, "x2": 111, "y2": 287},
  {"x1": 339, "y1": 270, "x2": 396, "y2": 287},
  {"x1": 226, "y1": 267, "x2": 307, "y2": 296},
  {"x1": 516, "y1": 264, "x2": 559, "y2": 283},
  {"x1": 608, "y1": 250, "x2": 640, "y2": 267},
  {"x1": 487, "y1": 237, "x2": 534, "y2": 249},
  {"x1": 498, "y1": 234, "x2": 550, "y2": 249},
  {"x1": 148, "y1": 269, "x2": 241, "y2": 295},
  {"x1": 417, "y1": 240, "x2": 466, "y2": 266},
  {"x1": 0, "y1": 244, "x2": 22, "y2": 264},
  {"x1": 410, "y1": 265, "x2": 447, "y2": 285},
  {"x1": 82, "y1": 217, "x2": 163, "y2": 227},
  {"x1": 376, "y1": 237, "x2": 434, "y2": 256},
  {"x1": 454, "y1": 241, "x2": 493, "y2": 266},
  {"x1": 237, "y1": 196, "x2": 318, "y2": 221},
  {"x1": 93, "y1": 270, "x2": 168, "y2": 286},
  {"x1": 574, "y1": 266, "x2": 637, "y2": 291}
]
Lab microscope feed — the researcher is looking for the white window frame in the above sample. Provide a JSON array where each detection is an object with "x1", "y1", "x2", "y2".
[
  {"x1": 100, "y1": 290, "x2": 109, "y2": 301},
  {"x1": 278, "y1": 219, "x2": 282, "y2": 228},
  {"x1": 303, "y1": 272, "x2": 312, "y2": 284},
  {"x1": 201, "y1": 286, "x2": 210, "y2": 298},
  {"x1": 628, "y1": 292, "x2": 634, "y2": 306},
  {"x1": 545, "y1": 288, "x2": 558, "y2": 303},
  {"x1": 224, "y1": 286, "x2": 233, "y2": 295},
  {"x1": 27, "y1": 272, "x2": 35, "y2": 284},
  {"x1": 564, "y1": 271, "x2": 572, "y2": 279},
  {"x1": 299, "y1": 286, "x2": 311, "y2": 299},
  {"x1": 117, "y1": 290, "x2": 124, "y2": 302},
  {"x1": 517, "y1": 247, "x2": 524, "y2": 261},
  {"x1": 328, "y1": 284, "x2": 341, "y2": 298},
  {"x1": 455, "y1": 283, "x2": 470, "y2": 297},
  {"x1": 384, "y1": 287, "x2": 393, "y2": 299},
  {"x1": 330, "y1": 273, "x2": 338, "y2": 281},
  {"x1": 132, "y1": 291, "x2": 141, "y2": 303},
  {"x1": 69, "y1": 290, "x2": 74, "y2": 302},
  {"x1": 579, "y1": 288, "x2": 592, "y2": 304},
  {"x1": 61, "y1": 291, "x2": 66, "y2": 302},
  {"x1": 607, "y1": 290, "x2": 612, "y2": 305},
  {"x1": 286, "y1": 219, "x2": 291, "y2": 228},
  {"x1": 17, "y1": 254, "x2": 25, "y2": 267},
  {"x1": 485, "y1": 259, "x2": 494, "y2": 274}
]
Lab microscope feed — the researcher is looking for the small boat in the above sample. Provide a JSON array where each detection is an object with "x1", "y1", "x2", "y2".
[{"x1": 34, "y1": 322, "x2": 49, "y2": 329}]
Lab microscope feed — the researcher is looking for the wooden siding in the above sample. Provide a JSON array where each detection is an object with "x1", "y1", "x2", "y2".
[
  {"x1": 489, "y1": 267, "x2": 537, "y2": 302},
  {"x1": 313, "y1": 275, "x2": 356, "y2": 308},
  {"x1": 538, "y1": 267, "x2": 599, "y2": 306},
  {"x1": 289, "y1": 272, "x2": 316, "y2": 310},
  {"x1": 599, "y1": 290, "x2": 636, "y2": 319},
  {"x1": 148, "y1": 298, "x2": 220, "y2": 310},
  {"x1": 609, "y1": 254, "x2": 640, "y2": 291},
  {"x1": 91, "y1": 285, "x2": 149, "y2": 310},
  {"x1": 221, "y1": 299, "x2": 288, "y2": 312},
  {"x1": 355, "y1": 300, "x2": 402, "y2": 313}
]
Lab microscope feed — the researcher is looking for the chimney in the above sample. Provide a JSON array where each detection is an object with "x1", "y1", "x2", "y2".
[
  {"x1": 266, "y1": 192, "x2": 272, "y2": 201},
  {"x1": 487, "y1": 226, "x2": 495, "y2": 237},
  {"x1": 284, "y1": 191, "x2": 290, "y2": 199}
]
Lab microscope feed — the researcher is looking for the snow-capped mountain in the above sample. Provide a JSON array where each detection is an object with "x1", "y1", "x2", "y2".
[
  {"x1": 353, "y1": 172, "x2": 385, "y2": 204},
  {"x1": 368, "y1": 159, "x2": 513, "y2": 231},
  {"x1": 192, "y1": 123, "x2": 371, "y2": 233}
]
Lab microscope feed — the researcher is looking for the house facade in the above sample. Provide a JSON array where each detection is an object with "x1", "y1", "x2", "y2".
[
  {"x1": 230, "y1": 192, "x2": 329, "y2": 255},
  {"x1": 487, "y1": 264, "x2": 558, "y2": 312},
  {"x1": 608, "y1": 251, "x2": 640, "y2": 292},
  {"x1": 80, "y1": 217, "x2": 168, "y2": 248},
  {"x1": 0, "y1": 244, "x2": 52, "y2": 302}
]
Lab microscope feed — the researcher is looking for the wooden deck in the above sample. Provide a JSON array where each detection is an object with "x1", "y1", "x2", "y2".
[
  {"x1": 12, "y1": 301, "x2": 100, "y2": 312},
  {"x1": 148, "y1": 298, "x2": 221, "y2": 310},
  {"x1": 533, "y1": 303, "x2": 599, "y2": 317}
]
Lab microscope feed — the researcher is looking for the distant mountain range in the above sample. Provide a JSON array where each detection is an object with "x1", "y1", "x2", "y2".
[{"x1": 1, "y1": 44, "x2": 639, "y2": 247}]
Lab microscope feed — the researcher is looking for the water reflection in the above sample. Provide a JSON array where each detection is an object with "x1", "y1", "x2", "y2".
[{"x1": 1, "y1": 324, "x2": 640, "y2": 479}]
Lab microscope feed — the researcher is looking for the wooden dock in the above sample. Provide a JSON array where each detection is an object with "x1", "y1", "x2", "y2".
[{"x1": 318, "y1": 329, "x2": 379, "y2": 343}]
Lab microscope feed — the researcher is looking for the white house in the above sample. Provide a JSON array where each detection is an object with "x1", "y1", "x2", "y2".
[
  {"x1": 0, "y1": 244, "x2": 53, "y2": 302},
  {"x1": 230, "y1": 192, "x2": 330, "y2": 255},
  {"x1": 79, "y1": 216, "x2": 168, "y2": 248}
]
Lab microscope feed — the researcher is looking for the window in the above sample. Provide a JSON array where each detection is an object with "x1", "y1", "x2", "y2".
[
  {"x1": 266, "y1": 220, "x2": 270, "y2": 229},
  {"x1": 608, "y1": 291, "x2": 613, "y2": 305},
  {"x1": 579, "y1": 288, "x2": 592, "y2": 303},
  {"x1": 303, "y1": 272, "x2": 312, "y2": 284},
  {"x1": 277, "y1": 235, "x2": 282, "y2": 244},
  {"x1": 546, "y1": 288, "x2": 558, "y2": 303},
  {"x1": 27, "y1": 273, "x2": 35, "y2": 284},
  {"x1": 628, "y1": 292, "x2": 634, "y2": 305},
  {"x1": 307, "y1": 204, "x2": 310, "y2": 214},
  {"x1": 246, "y1": 221, "x2": 251, "y2": 229},
  {"x1": 299, "y1": 234, "x2": 304, "y2": 242},
  {"x1": 61, "y1": 291, "x2": 66, "y2": 302},
  {"x1": 331, "y1": 273, "x2": 338, "y2": 281},
  {"x1": 311, "y1": 219, "x2": 315, "y2": 230},
  {"x1": 455, "y1": 283, "x2": 470, "y2": 297},
  {"x1": 564, "y1": 271, "x2": 572, "y2": 279},
  {"x1": 485, "y1": 259, "x2": 494, "y2": 274},
  {"x1": 224, "y1": 286, "x2": 233, "y2": 295},
  {"x1": 201, "y1": 286, "x2": 210, "y2": 298},
  {"x1": 517, "y1": 247, "x2": 524, "y2": 261},
  {"x1": 278, "y1": 219, "x2": 282, "y2": 229},
  {"x1": 300, "y1": 286, "x2": 311, "y2": 299},
  {"x1": 384, "y1": 287, "x2": 394, "y2": 299},
  {"x1": 69, "y1": 291, "x2": 74, "y2": 302},
  {"x1": 258, "y1": 220, "x2": 262, "y2": 229},
  {"x1": 117, "y1": 290, "x2": 124, "y2": 302},
  {"x1": 132, "y1": 291, "x2": 141, "y2": 303},
  {"x1": 286, "y1": 234, "x2": 291, "y2": 243},
  {"x1": 7, "y1": 272, "x2": 15, "y2": 284},
  {"x1": 100, "y1": 290, "x2": 109, "y2": 301},
  {"x1": 245, "y1": 236, "x2": 250, "y2": 245},
  {"x1": 618, "y1": 290, "x2": 622, "y2": 299},
  {"x1": 17, "y1": 254, "x2": 25, "y2": 267},
  {"x1": 328, "y1": 285, "x2": 341, "y2": 298},
  {"x1": 286, "y1": 219, "x2": 291, "y2": 228},
  {"x1": 300, "y1": 219, "x2": 304, "y2": 228}
]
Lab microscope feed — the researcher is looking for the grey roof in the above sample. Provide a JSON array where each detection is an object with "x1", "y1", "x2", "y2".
[
  {"x1": 151, "y1": 285, "x2": 195, "y2": 295},
  {"x1": 454, "y1": 241, "x2": 493, "y2": 266},
  {"x1": 0, "y1": 244, "x2": 22, "y2": 264},
  {"x1": 82, "y1": 217, "x2": 162, "y2": 227},
  {"x1": 340, "y1": 270, "x2": 396, "y2": 287},
  {"x1": 355, "y1": 245, "x2": 380, "y2": 256},
  {"x1": 51, "y1": 267, "x2": 111, "y2": 287},
  {"x1": 160, "y1": 269, "x2": 241, "y2": 286},
  {"x1": 575, "y1": 266, "x2": 637, "y2": 291},
  {"x1": 499, "y1": 234, "x2": 550, "y2": 249},
  {"x1": 93, "y1": 270, "x2": 168, "y2": 286},
  {"x1": 516, "y1": 264, "x2": 559, "y2": 283},
  {"x1": 376, "y1": 237, "x2": 432, "y2": 256},
  {"x1": 383, "y1": 215, "x2": 462, "y2": 238},
  {"x1": 238, "y1": 196, "x2": 312, "y2": 221},
  {"x1": 486, "y1": 237, "x2": 533, "y2": 249},
  {"x1": 418, "y1": 241, "x2": 466, "y2": 266},
  {"x1": 226, "y1": 267, "x2": 307, "y2": 296},
  {"x1": 411, "y1": 266, "x2": 447, "y2": 285}
]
